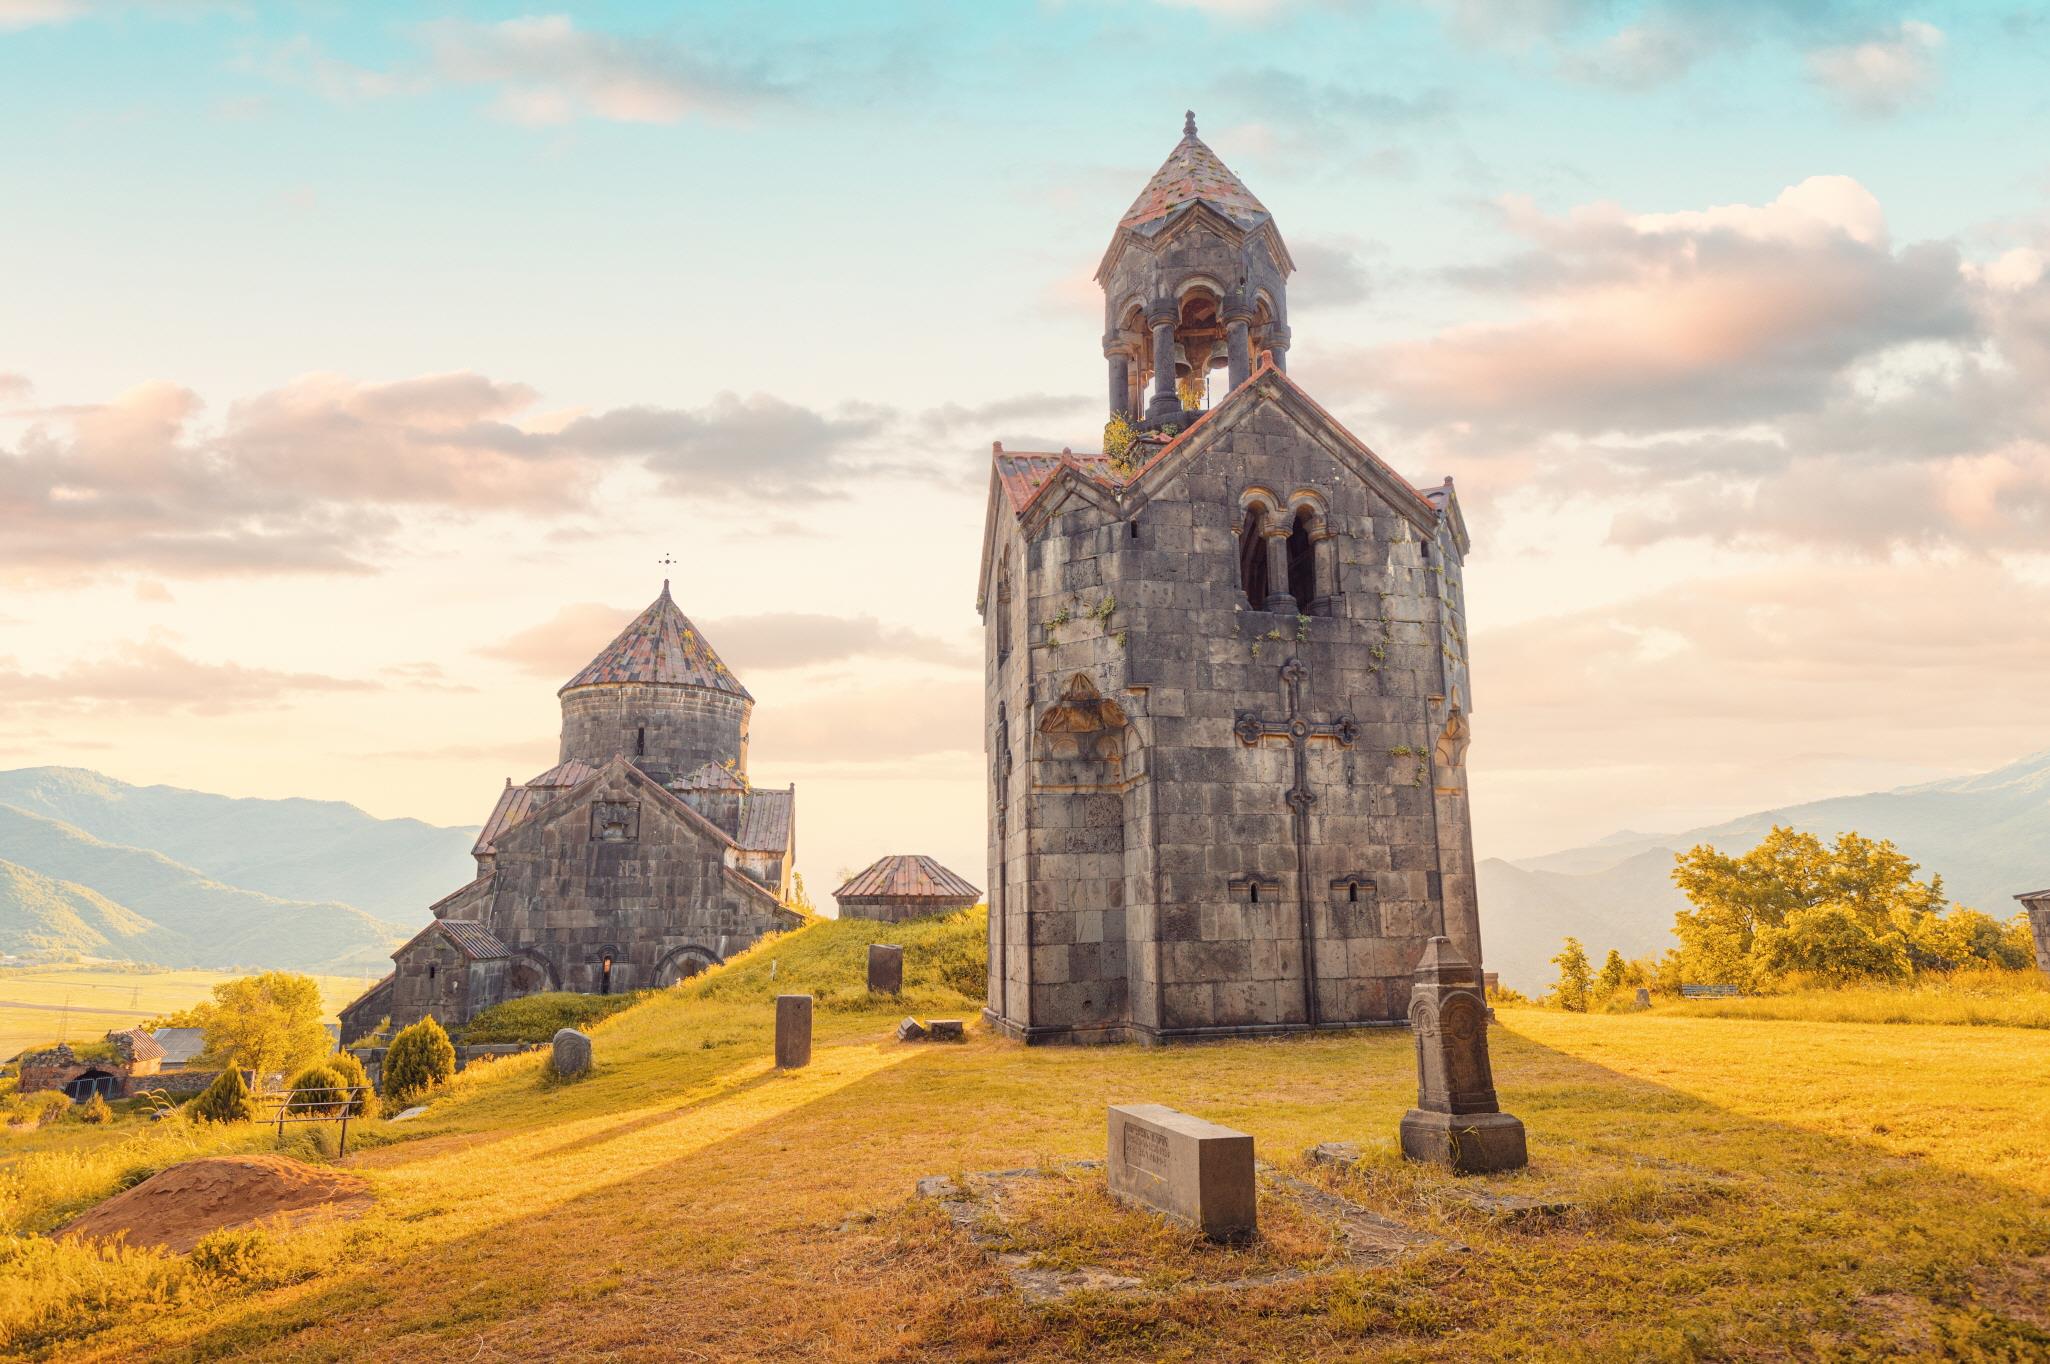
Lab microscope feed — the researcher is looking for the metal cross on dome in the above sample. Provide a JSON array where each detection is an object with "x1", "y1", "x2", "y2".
[{"x1": 657, "y1": 553, "x2": 679, "y2": 568}]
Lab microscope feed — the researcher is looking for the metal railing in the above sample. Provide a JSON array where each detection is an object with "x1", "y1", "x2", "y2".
[{"x1": 255, "y1": 1084, "x2": 373, "y2": 1156}]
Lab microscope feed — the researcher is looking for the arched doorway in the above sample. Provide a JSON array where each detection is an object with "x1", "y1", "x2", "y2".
[
  {"x1": 64, "y1": 1069, "x2": 118, "y2": 1102},
  {"x1": 655, "y1": 945, "x2": 722, "y2": 988}
]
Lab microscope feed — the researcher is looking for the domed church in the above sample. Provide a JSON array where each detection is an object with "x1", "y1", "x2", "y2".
[{"x1": 340, "y1": 584, "x2": 802, "y2": 1041}]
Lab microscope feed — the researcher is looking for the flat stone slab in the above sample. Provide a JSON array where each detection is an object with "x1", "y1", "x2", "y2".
[
  {"x1": 914, "y1": 1160, "x2": 1439, "y2": 1305},
  {"x1": 1108, "y1": 1103, "x2": 1255, "y2": 1242},
  {"x1": 867, "y1": 944, "x2": 904, "y2": 995},
  {"x1": 926, "y1": 1019, "x2": 965, "y2": 1042},
  {"x1": 388, "y1": 1106, "x2": 429, "y2": 1122},
  {"x1": 896, "y1": 1017, "x2": 927, "y2": 1042},
  {"x1": 775, "y1": 994, "x2": 813, "y2": 1069}
]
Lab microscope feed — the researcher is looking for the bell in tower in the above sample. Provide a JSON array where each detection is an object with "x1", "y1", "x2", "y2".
[{"x1": 1096, "y1": 111, "x2": 1296, "y2": 430}]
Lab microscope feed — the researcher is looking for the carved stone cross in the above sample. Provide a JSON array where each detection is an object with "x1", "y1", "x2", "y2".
[{"x1": 1234, "y1": 657, "x2": 1357, "y2": 1024}]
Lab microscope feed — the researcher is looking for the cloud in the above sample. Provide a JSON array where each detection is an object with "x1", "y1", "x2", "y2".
[
  {"x1": 750, "y1": 680, "x2": 982, "y2": 763},
  {"x1": 1290, "y1": 238, "x2": 1374, "y2": 309},
  {"x1": 0, "y1": 635, "x2": 376, "y2": 715},
  {"x1": 418, "y1": 14, "x2": 786, "y2": 125},
  {"x1": 0, "y1": 373, "x2": 923, "y2": 579},
  {"x1": 1805, "y1": 20, "x2": 1944, "y2": 115},
  {"x1": 479, "y1": 603, "x2": 975, "y2": 680},
  {"x1": 0, "y1": 0, "x2": 83, "y2": 29}
]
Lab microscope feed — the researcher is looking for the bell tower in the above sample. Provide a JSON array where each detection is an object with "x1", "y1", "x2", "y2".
[{"x1": 1096, "y1": 112, "x2": 1296, "y2": 430}]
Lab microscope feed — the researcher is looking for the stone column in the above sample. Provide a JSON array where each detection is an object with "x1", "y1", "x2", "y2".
[
  {"x1": 1309, "y1": 524, "x2": 1338, "y2": 610},
  {"x1": 1398, "y1": 938, "x2": 1526, "y2": 1173},
  {"x1": 1145, "y1": 300, "x2": 1181, "y2": 425},
  {"x1": 2021, "y1": 891, "x2": 2050, "y2": 975},
  {"x1": 1262, "y1": 514, "x2": 1294, "y2": 613},
  {"x1": 1223, "y1": 295, "x2": 1253, "y2": 391},
  {"x1": 1267, "y1": 323, "x2": 1292, "y2": 373},
  {"x1": 1107, "y1": 354, "x2": 1130, "y2": 417}
]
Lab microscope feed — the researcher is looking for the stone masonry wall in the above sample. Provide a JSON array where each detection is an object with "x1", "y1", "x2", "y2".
[{"x1": 559, "y1": 682, "x2": 750, "y2": 784}]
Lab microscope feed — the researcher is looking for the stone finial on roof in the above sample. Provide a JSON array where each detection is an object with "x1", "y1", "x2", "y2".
[{"x1": 1183, "y1": 109, "x2": 1196, "y2": 137}]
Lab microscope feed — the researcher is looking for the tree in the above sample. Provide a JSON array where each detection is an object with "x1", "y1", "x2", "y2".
[
  {"x1": 1550, "y1": 938, "x2": 1593, "y2": 1012},
  {"x1": 192, "y1": 973, "x2": 331, "y2": 1080},
  {"x1": 786, "y1": 872, "x2": 816, "y2": 916},
  {"x1": 327, "y1": 1049, "x2": 379, "y2": 1118},
  {"x1": 1753, "y1": 904, "x2": 1912, "y2": 985},
  {"x1": 1595, "y1": 949, "x2": 1628, "y2": 1002},
  {"x1": 190, "y1": 1066, "x2": 258, "y2": 1123},
  {"x1": 383, "y1": 1016, "x2": 456, "y2": 1107}
]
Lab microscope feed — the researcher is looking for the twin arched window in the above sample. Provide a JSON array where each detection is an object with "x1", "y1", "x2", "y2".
[{"x1": 1239, "y1": 493, "x2": 1330, "y2": 614}]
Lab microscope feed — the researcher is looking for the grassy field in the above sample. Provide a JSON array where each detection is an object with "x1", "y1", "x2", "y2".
[
  {"x1": 0, "y1": 966, "x2": 378, "y2": 1059},
  {"x1": 1655, "y1": 967, "x2": 2050, "y2": 1029},
  {"x1": 5, "y1": 912, "x2": 2048, "y2": 1361}
]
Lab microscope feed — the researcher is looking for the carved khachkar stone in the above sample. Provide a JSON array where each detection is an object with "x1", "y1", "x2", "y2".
[
  {"x1": 775, "y1": 994, "x2": 812, "y2": 1069},
  {"x1": 867, "y1": 944, "x2": 904, "y2": 995},
  {"x1": 551, "y1": 1027, "x2": 592, "y2": 1079},
  {"x1": 1399, "y1": 937, "x2": 1526, "y2": 1174},
  {"x1": 1107, "y1": 1103, "x2": 1256, "y2": 1241}
]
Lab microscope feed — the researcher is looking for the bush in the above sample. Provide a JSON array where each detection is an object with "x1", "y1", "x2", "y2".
[
  {"x1": 326, "y1": 1050, "x2": 378, "y2": 1118},
  {"x1": 76, "y1": 1093, "x2": 113, "y2": 1125},
  {"x1": 459, "y1": 991, "x2": 644, "y2": 1045},
  {"x1": 382, "y1": 1017, "x2": 455, "y2": 1107},
  {"x1": 6, "y1": 1091, "x2": 73, "y2": 1129},
  {"x1": 284, "y1": 1063, "x2": 346, "y2": 1118},
  {"x1": 188, "y1": 1227, "x2": 284, "y2": 1286},
  {"x1": 188, "y1": 1067, "x2": 257, "y2": 1124}
]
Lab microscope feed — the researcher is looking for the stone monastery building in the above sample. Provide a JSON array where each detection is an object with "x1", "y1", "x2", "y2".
[
  {"x1": 341, "y1": 585, "x2": 801, "y2": 1040},
  {"x1": 978, "y1": 114, "x2": 1480, "y2": 1044}
]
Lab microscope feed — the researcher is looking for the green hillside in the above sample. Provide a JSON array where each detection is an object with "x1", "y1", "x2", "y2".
[
  {"x1": 0, "y1": 860, "x2": 183, "y2": 961},
  {"x1": 0, "y1": 768, "x2": 478, "y2": 923},
  {"x1": 0, "y1": 806, "x2": 401, "y2": 973}
]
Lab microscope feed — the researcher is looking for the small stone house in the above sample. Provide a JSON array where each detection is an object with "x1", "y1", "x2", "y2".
[
  {"x1": 2019, "y1": 888, "x2": 2050, "y2": 975},
  {"x1": 16, "y1": 1028, "x2": 165, "y2": 1101},
  {"x1": 833, "y1": 855, "x2": 983, "y2": 923}
]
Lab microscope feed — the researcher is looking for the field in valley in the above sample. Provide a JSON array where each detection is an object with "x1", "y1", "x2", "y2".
[
  {"x1": 5, "y1": 914, "x2": 2047, "y2": 1362},
  {"x1": 0, "y1": 966, "x2": 379, "y2": 1059}
]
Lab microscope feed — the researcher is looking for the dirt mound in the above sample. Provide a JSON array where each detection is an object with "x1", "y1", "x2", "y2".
[{"x1": 58, "y1": 1154, "x2": 373, "y2": 1254}]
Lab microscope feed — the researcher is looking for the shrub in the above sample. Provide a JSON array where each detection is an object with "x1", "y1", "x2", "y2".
[
  {"x1": 284, "y1": 1063, "x2": 346, "y2": 1118},
  {"x1": 188, "y1": 1067, "x2": 257, "y2": 1124},
  {"x1": 458, "y1": 992, "x2": 644, "y2": 1045},
  {"x1": 76, "y1": 1093, "x2": 113, "y2": 1125},
  {"x1": 188, "y1": 1226, "x2": 284, "y2": 1286},
  {"x1": 326, "y1": 1050, "x2": 378, "y2": 1118},
  {"x1": 6, "y1": 1091, "x2": 73, "y2": 1128},
  {"x1": 382, "y1": 1016, "x2": 455, "y2": 1107}
]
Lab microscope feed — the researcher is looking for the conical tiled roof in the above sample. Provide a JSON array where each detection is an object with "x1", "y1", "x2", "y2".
[
  {"x1": 560, "y1": 582, "x2": 752, "y2": 700},
  {"x1": 833, "y1": 854, "x2": 982, "y2": 903},
  {"x1": 1117, "y1": 112, "x2": 1271, "y2": 236}
]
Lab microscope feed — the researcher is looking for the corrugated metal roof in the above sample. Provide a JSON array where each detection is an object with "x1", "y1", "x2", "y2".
[
  {"x1": 833, "y1": 854, "x2": 981, "y2": 903},
  {"x1": 473, "y1": 783, "x2": 546, "y2": 856},
  {"x1": 436, "y1": 918, "x2": 512, "y2": 961},
  {"x1": 678, "y1": 761, "x2": 747, "y2": 791},
  {"x1": 150, "y1": 1026, "x2": 207, "y2": 1064},
  {"x1": 735, "y1": 786, "x2": 793, "y2": 852},
  {"x1": 560, "y1": 582, "x2": 751, "y2": 700},
  {"x1": 1118, "y1": 124, "x2": 1271, "y2": 236}
]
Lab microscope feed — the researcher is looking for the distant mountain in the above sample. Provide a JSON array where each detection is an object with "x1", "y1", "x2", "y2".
[
  {"x1": 0, "y1": 768, "x2": 478, "y2": 920},
  {"x1": 0, "y1": 804, "x2": 405, "y2": 972},
  {"x1": 1480, "y1": 748, "x2": 2050, "y2": 992}
]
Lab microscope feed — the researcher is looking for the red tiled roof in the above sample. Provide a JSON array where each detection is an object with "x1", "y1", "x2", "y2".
[
  {"x1": 561, "y1": 582, "x2": 751, "y2": 701},
  {"x1": 833, "y1": 854, "x2": 982, "y2": 903},
  {"x1": 735, "y1": 786, "x2": 793, "y2": 853},
  {"x1": 528, "y1": 758, "x2": 598, "y2": 788},
  {"x1": 1118, "y1": 126, "x2": 1271, "y2": 236},
  {"x1": 111, "y1": 1027, "x2": 165, "y2": 1063}
]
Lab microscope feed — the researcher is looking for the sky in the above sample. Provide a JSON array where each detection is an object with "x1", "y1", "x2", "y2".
[{"x1": 3, "y1": 0, "x2": 2049, "y2": 903}]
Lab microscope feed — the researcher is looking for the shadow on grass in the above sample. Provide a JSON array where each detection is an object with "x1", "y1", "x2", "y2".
[{"x1": 85, "y1": 1019, "x2": 2050, "y2": 1364}]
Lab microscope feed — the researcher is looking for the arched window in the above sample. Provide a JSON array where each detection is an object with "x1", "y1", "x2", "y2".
[
  {"x1": 1287, "y1": 508, "x2": 1315, "y2": 611},
  {"x1": 1239, "y1": 505, "x2": 1269, "y2": 608},
  {"x1": 996, "y1": 563, "x2": 1013, "y2": 665}
]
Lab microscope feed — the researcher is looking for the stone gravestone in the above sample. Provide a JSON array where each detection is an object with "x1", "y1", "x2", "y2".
[
  {"x1": 867, "y1": 944, "x2": 904, "y2": 995},
  {"x1": 896, "y1": 1017, "x2": 927, "y2": 1042},
  {"x1": 775, "y1": 994, "x2": 813, "y2": 1069},
  {"x1": 1634, "y1": 987, "x2": 1652, "y2": 1007},
  {"x1": 551, "y1": 1027, "x2": 592, "y2": 1079},
  {"x1": 926, "y1": 1019, "x2": 965, "y2": 1042},
  {"x1": 1106, "y1": 1103, "x2": 1256, "y2": 1241},
  {"x1": 1399, "y1": 938, "x2": 1528, "y2": 1174}
]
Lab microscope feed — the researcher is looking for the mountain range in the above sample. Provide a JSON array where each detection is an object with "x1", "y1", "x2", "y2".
[
  {"x1": 0, "y1": 767, "x2": 479, "y2": 973},
  {"x1": 3, "y1": 752, "x2": 2045, "y2": 987},
  {"x1": 1477, "y1": 748, "x2": 2050, "y2": 992}
]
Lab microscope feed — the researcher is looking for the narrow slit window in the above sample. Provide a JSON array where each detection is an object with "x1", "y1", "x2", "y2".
[
  {"x1": 1249, "y1": 883, "x2": 1260, "y2": 904},
  {"x1": 1287, "y1": 508, "x2": 1316, "y2": 611},
  {"x1": 1348, "y1": 882, "x2": 1359, "y2": 903}
]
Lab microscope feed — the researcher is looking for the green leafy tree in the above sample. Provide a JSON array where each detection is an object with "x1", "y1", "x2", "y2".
[
  {"x1": 1595, "y1": 949, "x2": 1628, "y2": 1002},
  {"x1": 1550, "y1": 938, "x2": 1593, "y2": 1012},
  {"x1": 383, "y1": 1016, "x2": 456, "y2": 1107},
  {"x1": 285, "y1": 1062, "x2": 347, "y2": 1117},
  {"x1": 1753, "y1": 904, "x2": 1912, "y2": 985},
  {"x1": 189, "y1": 1066, "x2": 258, "y2": 1123},
  {"x1": 327, "y1": 1049, "x2": 378, "y2": 1118},
  {"x1": 192, "y1": 972, "x2": 331, "y2": 1080}
]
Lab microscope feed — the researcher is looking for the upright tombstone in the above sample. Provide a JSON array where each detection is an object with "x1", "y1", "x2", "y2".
[
  {"x1": 775, "y1": 994, "x2": 813, "y2": 1069},
  {"x1": 551, "y1": 1027, "x2": 592, "y2": 1079},
  {"x1": 1106, "y1": 1103, "x2": 1256, "y2": 1241},
  {"x1": 1634, "y1": 986, "x2": 1652, "y2": 1008},
  {"x1": 867, "y1": 944, "x2": 905, "y2": 995},
  {"x1": 1399, "y1": 937, "x2": 1527, "y2": 1174},
  {"x1": 2018, "y1": 888, "x2": 2050, "y2": 976}
]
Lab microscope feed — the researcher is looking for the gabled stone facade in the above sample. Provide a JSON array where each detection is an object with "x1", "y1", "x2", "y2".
[
  {"x1": 977, "y1": 119, "x2": 1481, "y2": 1045},
  {"x1": 343, "y1": 585, "x2": 802, "y2": 1041}
]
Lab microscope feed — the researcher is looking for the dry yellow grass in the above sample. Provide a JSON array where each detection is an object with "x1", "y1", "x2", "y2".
[{"x1": 7, "y1": 919, "x2": 2049, "y2": 1362}]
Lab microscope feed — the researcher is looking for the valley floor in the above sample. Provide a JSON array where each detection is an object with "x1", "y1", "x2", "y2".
[{"x1": 12, "y1": 941, "x2": 2050, "y2": 1362}]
